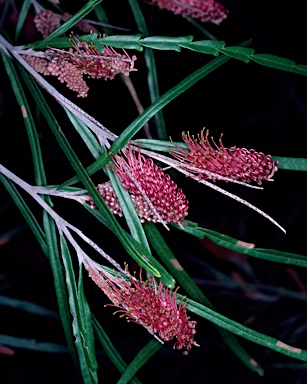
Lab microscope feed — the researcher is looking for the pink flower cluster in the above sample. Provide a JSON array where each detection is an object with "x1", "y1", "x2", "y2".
[
  {"x1": 90, "y1": 146, "x2": 189, "y2": 225},
  {"x1": 88, "y1": 267, "x2": 198, "y2": 354},
  {"x1": 170, "y1": 129, "x2": 278, "y2": 185},
  {"x1": 110, "y1": 146, "x2": 189, "y2": 224},
  {"x1": 22, "y1": 36, "x2": 136, "y2": 97},
  {"x1": 149, "y1": 0, "x2": 229, "y2": 24}
]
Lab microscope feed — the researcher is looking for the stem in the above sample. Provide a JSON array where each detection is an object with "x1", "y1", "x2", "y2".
[{"x1": 0, "y1": 163, "x2": 128, "y2": 274}]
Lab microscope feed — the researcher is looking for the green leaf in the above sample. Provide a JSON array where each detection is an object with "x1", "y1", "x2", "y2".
[
  {"x1": 0, "y1": 175, "x2": 47, "y2": 254},
  {"x1": 15, "y1": 0, "x2": 32, "y2": 41},
  {"x1": 0, "y1": 334, "x2": 69, "y2": 353},
  {"x1": 251, "y1": 54, "x2": 307, "y2": 76},
  {"x1": 33, "y1": 0, "x2": 103, "y2": 49},
  {"x1": 219, "y1": 46, "x2": 255, "y2": 63},
  {"x1": 185, "y1": 297, "x2": 307, "y2": 362},
  {"x1": 106, "y1": 168, "x2": 151, "y2": 252},
  {"x1": 43, "y1": 211, "x2": 78, "y2": 367},
  {"x1": 144, "y1": 222, "x2": 264, "y2": 376},
  {"x1": 93, "y1": 316, "x2": 141, "y2": 384},
  {"x1": 273, "y1": 156, "x2": 307, "y2": 171},
  {"x1": 181, "y1": 40, "x2": 225, "y2": 55},
  {"x1": 97, "y1": 34, "x2": 143, "y2": 50},
  {"x1": 64, "y1": 107, "x2": 103, "y2": 159},
  {"x1": 0, "y1": 295, "x2": 58, "y2": 319},
  {"x1": 1, "y1": 52, "x2": 46, "y2": 187},
  {"x1": 177, "y1": 222, "x2": 307, "y2": 268},
  {"x1": 118, "y1": 339, "x2": 162, "y2": 384},
  {"x1": 141, "y1": 35, "x2": 193, "y2": 51},
  {"x1": 133, "y1": 138, "x2": 188, "y2": 152},
  {"x1": 60, "y1": 236, "x2": 98, "y2": 384},
  {"x1": 77, "y1": 266, "x2": 98, "y2": 371}
]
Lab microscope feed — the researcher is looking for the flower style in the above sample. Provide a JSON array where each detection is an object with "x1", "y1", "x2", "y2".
[
  {"x1": 169, "y1": 129, "x2": 278, "y2": 185},
  {"x1": 87, "y1": 266, "x2": 198, "y2": 354},
  {"x1": 109, "y1": 146, "x2": 189, "y2": 225},
  {"x1": 148, "y1": 0, "x2": 229, "y2": 24}
]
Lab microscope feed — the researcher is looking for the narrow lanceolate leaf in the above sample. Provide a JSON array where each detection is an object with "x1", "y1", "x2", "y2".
[
  {"x1": 93, "y1": 316, "x2": 141, "y2": 384},
  {"x1": 43, "y1": 211, "x2": 78, "y2": 367},
  {"x1": 94, "y1": 34, "x2": 143, "y2": 50},
  {"x1": 185, "y1": 297, "x2": 307, "y2": 362},
  {"x1": 60, "y1": 236, "x2": 98, "y2": 384},
  {"x1": 77, "y1": 266, "x2": 98, "y2": 371},
  {"x1": 219, "y1": 46, "x2": 255, "y2": 63},
  {"x1": 1, "y1": 53, "x2": 46, "y2": 187},
  {"x1": 117, "y1": 339, "x2": 162, "y2": 384},
  {"x1": 0, "y1": 175, "x2": 47, "y2": 254},
  {"x1": 177, "y1": 222, "x2": 307, "y2": 268},
  {"x1": 250, "y1": 54, "x2": 307, "y2": 76},
  {"x1": 273, "y1": 157, "x2": 307, "y2": 171},
  {"x1": 106, "y1": 168, "x2": 151, "y2": 252},
  {"x1": 33, "y1": 0, "x2": 103, "y2": 49},
  {"x1": 64, "y1": 108, "x2": 102, "y2": 159},
  {"x1": 144, "y1": 222, "x2": 264, "y2": 376},
  {"x1": 141, "y1": 35, "x2": 193, "y2": 51},
  {"x1": 0, "y1": 295, "x2": 58, "y2": 319},
  {"x1": 15, "y1": 0, "x2": 32, "y2": 41},
  {"x1": 0, "y1": 335, "x2": 69, "y2": 353}
]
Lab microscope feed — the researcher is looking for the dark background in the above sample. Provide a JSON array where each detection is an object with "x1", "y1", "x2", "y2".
[{"x1": 1, "y1": 0, "x2": 307, "y2": 383}]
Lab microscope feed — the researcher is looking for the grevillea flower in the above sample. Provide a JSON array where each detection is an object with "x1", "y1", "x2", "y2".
[
  {"x1": 170, "y1": 129, "x2": 278, "y2": 185},
  {"x1": 148, "y1": 0, "x2": 228, "y2": 24},
  {"x1": 22, "y1": 35, "x2": 137, "y2": 97},
  {"x1": 108, "y1": 146, "x2": 189, "y2": 224},
  {"x1": 87, "y1": 266, "x2": 198, "y2": 354}
]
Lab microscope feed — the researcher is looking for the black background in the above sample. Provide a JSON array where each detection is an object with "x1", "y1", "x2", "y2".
[{"x1": 1, "y1": 0, "x2": 307, "y2": 383}]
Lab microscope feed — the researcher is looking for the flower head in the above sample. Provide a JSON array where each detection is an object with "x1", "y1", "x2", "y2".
[
  {"x1": 22, "y1": 35, "x2": 137, "y2": 97},
  {"x1": 88, "y1": 266, "x2": 198, "y2": 354},
  {"x1": 170, "y1": 129, "x2": 278, "y2": 185},
  {"x1": 109, "y1": 146, "x2": 189, "y2": 224},
  {"x1": 149, "y1": 0, "x2": 229, "y2": 24}
]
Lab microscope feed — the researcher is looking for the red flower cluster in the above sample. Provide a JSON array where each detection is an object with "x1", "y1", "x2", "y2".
[
  {"x1": 149, "y1": 0, "x2": 228, "y2": 24},
  {"x1": 88, "y1": 267, "x2": 198, "y2": 354},
  {"x1": 110, "y1": 146, "x2": 189, "y2": 224},
  {"x1": 170, "y1": 129, "x2": 278, "y2": 185}
]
